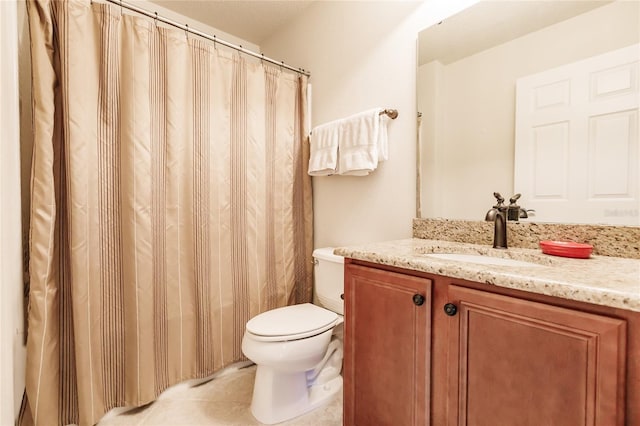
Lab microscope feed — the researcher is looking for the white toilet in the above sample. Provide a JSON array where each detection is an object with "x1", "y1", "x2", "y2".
[{"x1": 241, "y1": 247, "x2": 344, "y2": 424}]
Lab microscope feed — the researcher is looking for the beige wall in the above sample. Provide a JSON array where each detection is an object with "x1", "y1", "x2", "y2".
[
  {"x1": 417, "y1": 60, "x2": 444, "y2": 218},
  {"x1": 419, "y1": 1, "x2": 640, "y2": 220},
  {"x1": 1, "y1": 0, "x2": 26, "y2": 423},
  {"x1": 262, "y1": 0, "x2": 478, "y2": 248}
]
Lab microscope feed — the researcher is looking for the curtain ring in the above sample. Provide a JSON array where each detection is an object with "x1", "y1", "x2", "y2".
[
  {"x1": 280, "y1": 61, "x2": 284, "y2": 72},
  {"x1": 237, "y1": 45, "x2": 245, "y2": 63},
  {"x1": 213, "y1": 34, "x2": 217, "y2": 50},
  {"x1": 119, "y1": 0, "x2": 123, "y2": 15},
  {"x1": 185, "y1": 24, "x2": 189, "y2": 41},
  {"x1": 154, "y1": 11, "x2": 158, "y2": 27}
]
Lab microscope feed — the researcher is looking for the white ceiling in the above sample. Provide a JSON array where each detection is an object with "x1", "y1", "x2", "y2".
[
  {"x1": 147, "y1": 0, "x2": 316, "y2": 45},
  {"x1": 147, "y1": 1, "x2": 615, "y2": 66},
  {"x1": 418, "y1": 1, "x2": 613, "y2": 66}
]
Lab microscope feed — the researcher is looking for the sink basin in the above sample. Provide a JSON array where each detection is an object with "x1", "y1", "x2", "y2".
[{"x1": 423, "y1": 253, "x2": 541, "y2": 267}]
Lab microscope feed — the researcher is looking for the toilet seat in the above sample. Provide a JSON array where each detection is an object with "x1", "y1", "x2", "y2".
[{"x1": 246, "y1": 303, "x2": 339, "y2": 342}]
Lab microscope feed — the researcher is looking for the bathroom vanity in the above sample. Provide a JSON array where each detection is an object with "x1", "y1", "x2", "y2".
[{"x1": 337, "y1": 239, "x2": 640, "y2": 426}]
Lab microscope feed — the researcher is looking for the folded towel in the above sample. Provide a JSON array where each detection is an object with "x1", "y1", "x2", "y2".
[
  {"x1": 378, "y1": 113, "x2": 390, "y2": 161},
  {"x1": 308, "y1": 121, "x2": 339, "y2": 176},
  {"x1": 308, "y1": 108, "x2": 391, "y2": 176},
  {"x1": 338, "y1": 108, "x2": 388, "y2": 176}
]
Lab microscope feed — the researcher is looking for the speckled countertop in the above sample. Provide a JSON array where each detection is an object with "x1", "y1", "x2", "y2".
[{"x1": 334, "y1": 239, "x2": 640, "y2": 312}]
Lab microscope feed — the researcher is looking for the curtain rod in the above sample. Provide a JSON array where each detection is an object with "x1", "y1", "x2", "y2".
[{"x1": 103, "y1": 0, "x2": 311, "y2": 77}]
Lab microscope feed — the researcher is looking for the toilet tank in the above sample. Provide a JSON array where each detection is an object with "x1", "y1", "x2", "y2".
[{"x1": 313, "y1": 248, "x2": 344, "y2": 315}]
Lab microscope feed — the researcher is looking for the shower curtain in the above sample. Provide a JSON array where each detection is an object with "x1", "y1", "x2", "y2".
[{"x1": 22, "y1": 1, "x2": 313, "y2": 425}]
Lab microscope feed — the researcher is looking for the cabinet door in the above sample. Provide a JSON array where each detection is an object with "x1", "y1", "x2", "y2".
[
  {"x1": 343, "y1": 264, "x2": 431, "y2": 426},
  {"x1": 445, "y1": 285, "x2": 626, "y2": 426}
]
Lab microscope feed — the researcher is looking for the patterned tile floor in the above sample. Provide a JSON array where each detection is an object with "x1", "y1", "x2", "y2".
[{"x1": 97, "y1": 365, "x2": 342, "y2": 426}]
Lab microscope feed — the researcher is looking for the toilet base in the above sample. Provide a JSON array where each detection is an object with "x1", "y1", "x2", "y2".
[{"x1": 250, "y1": 365, "x2": 342, "y2": 425}]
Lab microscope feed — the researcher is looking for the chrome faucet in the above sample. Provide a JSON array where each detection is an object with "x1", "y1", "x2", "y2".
[{"x1": 485, "y1": 192, "x2": 508, "y2": 249}]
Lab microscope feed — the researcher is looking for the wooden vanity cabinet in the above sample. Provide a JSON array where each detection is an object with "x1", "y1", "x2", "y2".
[
  {"x1": 343, "y1": 264, "x2": 432, "y2": 426},
  {"x1": 441, "y1": 285, "x2": 626, "y2": 426},
  {"x1": 343, "y1": 259, "x2": 635, "y2": 426}
]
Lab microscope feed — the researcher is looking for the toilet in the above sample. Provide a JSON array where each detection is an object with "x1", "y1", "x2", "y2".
[{"x1": 241, "y1": 247, "x2": 344, "y2": 424}]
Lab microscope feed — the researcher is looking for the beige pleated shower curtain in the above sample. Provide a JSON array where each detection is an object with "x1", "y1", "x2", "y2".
[{"x1": 22, "y1": 1, "x2": 313, "y2": 425}]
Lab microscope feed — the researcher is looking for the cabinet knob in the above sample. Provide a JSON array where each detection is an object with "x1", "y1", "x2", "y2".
[
  {"x1": 340, "y1": 293, "x2": 344, "y2": 300},
  {"x1": 412, "y1": 294, "x2": 425, "y2": 306},
  {"x1": 444, "y1": 303, "x2": 458, "y2": 316}
]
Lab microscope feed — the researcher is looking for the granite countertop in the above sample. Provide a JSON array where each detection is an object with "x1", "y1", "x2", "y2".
[{"x1": 334, "y1": 238, "x2": 640, "y2": 312}]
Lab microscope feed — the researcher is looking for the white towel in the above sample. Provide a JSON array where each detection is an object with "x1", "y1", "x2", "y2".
[
  {"x1": 308, "y1": 108, "x2": 391, "y2": 177},
  {"x1": 308, "y1": 121, "x2": 339, "y2": 176},
  {"x1": 378, "y1": 113, "x2": 390, "y2": 161},
  {"x1": 338, "y1": 108, "x2": 388, "y2": 176}
]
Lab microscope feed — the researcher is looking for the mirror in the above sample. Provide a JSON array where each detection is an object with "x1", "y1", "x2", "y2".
[{"x1": 417, "y1": 0, "x2": 639, "y2": 225}]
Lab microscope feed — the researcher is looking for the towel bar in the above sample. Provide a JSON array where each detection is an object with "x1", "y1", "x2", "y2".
[{"x1": 380, "y1": 109, "x2": 398, "y2": 119}]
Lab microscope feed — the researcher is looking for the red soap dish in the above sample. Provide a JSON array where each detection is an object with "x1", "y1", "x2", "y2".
[{"x1": 539, "y1": 240, "x2": 593, "y2": 259}]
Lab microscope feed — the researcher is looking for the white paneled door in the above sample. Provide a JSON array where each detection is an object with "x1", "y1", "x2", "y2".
[{"x1": 515, "y1": 44, "x2": 639, "y2": 225}]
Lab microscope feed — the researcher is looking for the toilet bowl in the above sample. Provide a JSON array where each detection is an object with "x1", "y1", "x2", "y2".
[{"x1": 241, "y1": 248, "x2": 344, "y2": 425}]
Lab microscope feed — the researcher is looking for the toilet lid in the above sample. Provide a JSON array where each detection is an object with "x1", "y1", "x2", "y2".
[{"x1": 246, "y1": 303, "x2": 338, "y2": 339}]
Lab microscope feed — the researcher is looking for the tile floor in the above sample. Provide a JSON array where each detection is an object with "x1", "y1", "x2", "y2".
[{"x1": 97, "y1": 364, "x2": 343, "y2": 426}]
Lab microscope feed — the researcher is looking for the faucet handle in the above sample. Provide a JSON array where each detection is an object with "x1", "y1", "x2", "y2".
[
  {"x1": 507, "y1": 193, "x2": 522, "y2": 221},
  {"x1": 492, "y1": 192, "x2": 505, "y2": 206}
]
